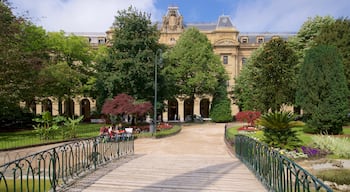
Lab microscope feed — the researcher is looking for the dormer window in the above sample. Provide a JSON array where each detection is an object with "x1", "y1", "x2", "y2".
[
  {"x1": 241, "y1": 36, "x2": 248, "y2": 44},
  {"x1": 257, "y1": 37, "x2": 264, "y2": 44}
]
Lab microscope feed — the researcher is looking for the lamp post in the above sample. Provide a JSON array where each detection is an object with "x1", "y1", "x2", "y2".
[{"x1": 153, "y1": 49, "x2": 162, "y2": 135}]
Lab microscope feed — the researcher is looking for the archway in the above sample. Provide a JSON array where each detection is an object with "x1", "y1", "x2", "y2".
[
  {"x1": 184, "y1": 98, "x2": 194, "y2": 121},
  {"x1": 200, "y1": 99, "x2": 210, "y2": 118},
  {"x1": 64, "y1": 99, "x2": 75, "y2": 117},
  {"x1": 42, "y1": 99, "x2": 52, "y2": 114},
  {"x1": 29, "y1": 100, "x2": 36, "y2": 114},
  {"x1": 168, "y1": 99, "x2": 178, "y2": 121},
  {"x1": 80, "y1": 99, "x2": 91, "y2": 119}
]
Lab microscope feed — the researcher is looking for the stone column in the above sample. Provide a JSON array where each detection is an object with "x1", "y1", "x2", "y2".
[
  {"x1": 178, "y1": 99, "x2": 184, "y2": 122},
  {"x1": 194, "y1": 97, "x2": 200, "y2": 116},
  {"x1": 36, "y1": 102, "x2": 42, "y2": 115},
  {"x1": 162, "y1": 100, "x2": 168, "y2": 122}
]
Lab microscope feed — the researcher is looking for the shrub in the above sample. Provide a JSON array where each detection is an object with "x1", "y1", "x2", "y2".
[
  {"x1": 257, "y1": 111, "x2": 304, "y2": 150},
  {"x1": 210, "y1": 98, "x2": 232, "y2": 123},
  {"x1": 315, "y1": 169, "x2": 350, "y2": 185},
  {"x1": 300, "y1": 146, "x2": 328, "y2": 158},
  {"x1": 236, "y1": 111, "x2": 261, "y2": 127},
  {"x1": 311, "y1": 135, "x2": 350, "y2": 158}
]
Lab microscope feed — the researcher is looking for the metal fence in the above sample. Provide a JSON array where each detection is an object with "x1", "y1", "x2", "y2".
[
  {"x1": 234, "y1": 135, "x2": 333, "y2": 192},
  {"x1": 0, "y1": 136, "x2": 134, "y2": 192}
]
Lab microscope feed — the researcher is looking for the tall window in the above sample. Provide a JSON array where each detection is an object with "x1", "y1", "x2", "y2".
[
  {"x1": 242, "y1": 57, "x2": 247, "y2": 65},
  {"x1": 223, "y1": 55, "x2": 228, "y2": 64}
]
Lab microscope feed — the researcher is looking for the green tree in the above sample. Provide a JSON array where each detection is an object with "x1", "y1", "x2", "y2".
[
  {"x1": 210, "y1": 80, "x2": 232, "y2": 122},
  {"x1": 165, "y1": 27, "x2": 227, "y2": 101},
  {"x1": 95, "y1": 6, "x2": 165, "y2": 111},
  {"x1": 0, "y1": 2, "x2": 49, "y2": 126},
  {"x1": 241, "y1": 38, "x2": 298, "y2": 112},
  {"x1": 41, "y1": 31, "x2": 93, "y2": 116},
  {"x1": 314, "y1": 18, "x2": 350, "y2": 90},
  {"x1": 233, "y1": 47, "x2": 263, "y2": 111},
  {"x1": 296, "y1": 45, "x2": 349, "y2": 134}
]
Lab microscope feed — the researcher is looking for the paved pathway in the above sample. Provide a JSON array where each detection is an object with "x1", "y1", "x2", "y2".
[{"x1": 69, "y1": 123, "x2": 266, "y2": 192}]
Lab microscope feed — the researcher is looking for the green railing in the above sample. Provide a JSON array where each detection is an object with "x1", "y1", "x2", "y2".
[
  {"x1": 0, "y1": 136, "x2": 134, "y2": 192},
  {"x1": 234, "y1": 135, "x2": 332, "y2": 192}
]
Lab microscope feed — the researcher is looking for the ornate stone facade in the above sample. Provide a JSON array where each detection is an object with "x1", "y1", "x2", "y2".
[{"x1": 29, "y1": 6, "x2": 295, "y2": 122}]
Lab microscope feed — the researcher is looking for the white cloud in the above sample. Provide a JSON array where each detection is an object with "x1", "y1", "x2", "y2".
[{"x1": 10, "y1": 0, "x2": 160, "y2": 32}]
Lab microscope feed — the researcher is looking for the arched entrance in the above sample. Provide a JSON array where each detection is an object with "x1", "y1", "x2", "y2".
[
  {"x1": 80, "y1": 99, "x2": 91, "y2": 119},
  {"x1": 42, "y1": 99, "x2": 52, "y2": 114},
  {"x1": 64, "y1": 99, "x2": 75, "y2": 117},
  {"x1": 200, "y1": 99, "x2": 210, "y2": 118},
  {"x1": 168, "y1": 99, "x2": 178, "y2": 121},
  {"x1": 29, "y1": 100, "x2": 36, "y2": 114},
  {"x1": 184, "y1": 98, "x2": 194, "y2": 121}
]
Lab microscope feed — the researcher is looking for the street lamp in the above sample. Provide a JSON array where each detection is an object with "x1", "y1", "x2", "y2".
[{"x1": 153, "y1": 49, "x2": 162, "y2": 135}]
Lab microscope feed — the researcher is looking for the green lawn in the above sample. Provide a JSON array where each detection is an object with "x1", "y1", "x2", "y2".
[{"x1": 0, "y1": 123, "x2": 104, "y2": 150}]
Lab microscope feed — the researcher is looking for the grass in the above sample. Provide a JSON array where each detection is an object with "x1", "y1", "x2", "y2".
[
  {"x1": 0, "y1": 123, "x2": 104, "y2": 150},
  {"x1": 0, "y1": 178, "x2": 52, "y2": 192},
  {"x1": 315, "y1": 169, "x2": 350, "y2": 185}
]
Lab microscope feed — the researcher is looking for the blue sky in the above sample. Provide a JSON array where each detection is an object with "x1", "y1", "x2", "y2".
[{"x1": 8, "y1": 0, "x2": 350, "y2": 33}]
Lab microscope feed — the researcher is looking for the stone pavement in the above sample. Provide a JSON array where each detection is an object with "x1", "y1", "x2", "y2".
[{"x1": 65, "y1": 123, "x2": 267, "y2": 192}]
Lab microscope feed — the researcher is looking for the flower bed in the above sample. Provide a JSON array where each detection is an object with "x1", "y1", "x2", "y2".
[{"x1": 237, "y1": 126, "x2": 257, "y2": 132}]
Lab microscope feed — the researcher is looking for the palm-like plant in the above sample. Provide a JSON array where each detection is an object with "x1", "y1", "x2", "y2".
[{"x1": 256, "y1": 111, "x2": 304, "y2": 150}]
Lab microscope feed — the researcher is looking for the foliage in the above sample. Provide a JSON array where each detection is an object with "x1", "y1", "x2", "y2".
[
  {"x1": 233, "y1": 47, "x2": 263, "y2": 111},
  {"x1": 95, "y1": 6, "x2": 166, "y2": 111},
  {"x1": 315, "y1": 169, "x2": 350, "y2": 185},
  {"x1": 101, "y1": 93, "x2": 152, "y2": 124},
  {"x1": 62, "y1": 115, "x2": 84, "y2": 139},
  {"x1": 165, "y1": 27, "x2": 228, "y2": 99},
  {"x1": 314, "y1": 18, "x2": 350, "y2": 90},
  {"x1": 210, "y1": 80, "x2": 232, "y2": 123},
  {"x1": 311, "y1": 135, "x2": 350, "y2": 159},
  {"x1": 0, "y1": 2, "x2": 48, "y2": 116},
  {"x1": 296, "y1": 45, "x2": 349, "y2": 134},
  {"x1": 236, "y1": 111, "x2": 261, "y2": 127},
  {"x1": 32, "y1": 112, "x2": 63, "y2": 140},
  {"x1": 234, "y1": 38, "x2": 298, "y2": 112},
  {"x1": 253, "y1": 38, "x2": 298, "y2": 112},
  {"x1": 257, "y1": 111, "x2": 303, "y2": 150},
  {"x1": 154, "y1": 125, "x2": 181, "y2": 138}
]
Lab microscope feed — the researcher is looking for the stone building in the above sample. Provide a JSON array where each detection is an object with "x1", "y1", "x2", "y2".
[
  {"x1": 28, "y1": 6, "x2": 295, "y2": 122},
  {"x1": 158, "y1": 6, "x2": 295, "y2": 122}
]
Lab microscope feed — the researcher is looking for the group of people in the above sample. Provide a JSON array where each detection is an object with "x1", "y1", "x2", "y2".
[{"x1": 100, "y1": 123, "x2": 127, "y2": 141}]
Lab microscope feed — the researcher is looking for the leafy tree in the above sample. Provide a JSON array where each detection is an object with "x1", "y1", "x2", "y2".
[
  {"x1": 236, "y1": 111, "x2": 261, "y2": 127},
  {"x1": 165, "y1": 27, "x2": 227, "y2": 101},
  {"x1": 255, "y1": 38, "x2": 298, "y2": 112},
  {"x1": 95, "y1": 6, "x2": 166, "y2": 111},
  {"x1": 101, "y1": 93, "x2": 152, "y2": 125},
  {"x1": 233, "y1": 47, "x2": 264, "y2": 111},
  {"x1": 314, "y1": 18, "x2": 350, "y2": 90},
  {"x1": 0, "y1": 2, "x2": 49, "y2": 128},
  {"x1": 296, "y1": 45, "x2": 349, "y2": 134},
  {"x1": 41, "y1": 31, "x2": 93, "y2": 116},
  {"x1": 210, "y1": 81, "x2": 232, "y2": 123},
  {"x1": 257, "y1": 111, "x2": 303, "y2": 150}
]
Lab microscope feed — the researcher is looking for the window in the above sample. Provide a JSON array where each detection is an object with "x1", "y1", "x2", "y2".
[
  {"x1": 257, "y1": 37, "x2": 264, "y2": 44},
  {"x1": 170, "y1": 37, "x2": 176, "y2": 43},
  {"x1": 223, "y1": 55, "x2": 228, "y2": 64},
  {"x1": 242, "y1": 57, "x2": 247, "y2": 65},
  {"x1": 241, "y1": 37, "x2": 248, "y2": 44},
  {"x1": 98, "y1": 38, "x2": 105, "y2": 44}
]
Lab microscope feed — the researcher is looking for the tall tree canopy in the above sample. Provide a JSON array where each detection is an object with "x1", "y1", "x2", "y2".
[
  {"x1": 165, "y1": 27, "x2": 227, "y2": 99},
  {"x1": 95, "y1": 6, "x2": 166, "y2": 111},
  {"x1": 296, "y1": 45, "x2": 349, "y2": 134},
  {"x1": 0, "y1": 1, "x2": 48, "y2": 110},
  {"x1": 314, "y1": 18, "x2": 350, "y2": 90},
  {"x1": 234, "y1": 38, "x2": 298, "y2": 112}
]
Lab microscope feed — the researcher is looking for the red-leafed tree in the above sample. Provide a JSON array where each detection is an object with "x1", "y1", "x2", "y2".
[
  {"x1": 236, "y1": 111, "x2": 261, "y2": 127},
  {"x1": 102, "y1": 93, "x2": 152, "y2": 124}
]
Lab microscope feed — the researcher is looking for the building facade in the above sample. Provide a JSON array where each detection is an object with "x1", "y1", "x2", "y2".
[
  {"x1": 158, "y1": 6, "x2": 295, "y2": 122},
  {"x1": 28, "y1": 6, "x2": 295, "y2": 122}
]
